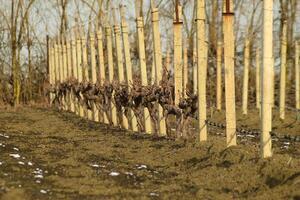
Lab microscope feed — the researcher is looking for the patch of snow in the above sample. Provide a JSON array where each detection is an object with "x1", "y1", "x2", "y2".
[
  {"x1": 13, "y1": 147, "x2": 19, "y2": 151},
  {"x1": 150, "y1": 192, "x2": 159, "y2": 197},
  {"x1": 109, "y1": 172, "x2": 120, "y2": 176},
  {"x1": 40, "y1": 189, "x2": 47, "y2": 194},
  {"x1": 28, "y1": 162, "x2": 33, "y2": 166},
  {"x1": 9, "y1": 153, "x2": 21, "y2": 159},
  {"x1": 34, "y1": 174, "x2": 44, "y2": 179},
  {"x1": 18, "y1": 161, "x2": 25, "y2": 165},
  {"x1": 137, "y1": 164, "x2": 147, "y2": 170},
  {"x1": 125, "y1": 172, "x2": 133, "y2": 176}
]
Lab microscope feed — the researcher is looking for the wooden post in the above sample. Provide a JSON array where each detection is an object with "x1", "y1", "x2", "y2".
[
  {"x1": 296, "y1": 41, "x2": 300, "y2": 110},
  {"x1": 242, "y1": 38, "x2": 250, "y2": 115},
  {"x1": 135, "y1": 1, "x2": 152, "y2": 134},
  {"x1": 58, "y1": 37, "x2": 64, "y2": 85},
  {"x1": 193, "y1": 47, "x2": 197, "y2": 94},
  {"x1": 54, "y1": 41, "x2": 60, "y2": 84},
  {"x1": 256, "y1": 48, "x2": 261, "y2": 109},
  {"x1": 96, "y1": 29, "x2": 108, "y2": 124},
  {"x1": 150, "y1": 1, "x2": 167, "y2": 136},
  {"x1": 62, "y1": 37, "x2": 69, "y2": 110},
  {"x1": 271, "y1": 58, "x2": 275, "y2": 107},
  {"x1": 71, "y1": 34, "x2": 78, "y2": 114},
  {"x1": 165, "y1": 48, "x2": 171, "y2": 72},
  {"x1": 120, "y1": 5, "x2": 138, "y2": 132},
  {"x1": 279, "y1": 20, "x2": 287, "y2": 120},
  {"x1": 216, "y1": 41, "x2": 222, "y2": 110},
  {"x1": 49, "y1": 41, "x2": 55, "y2": 105},
  {"x1": 223, "y1": 0, "x2": 237, "y2": 147},
  {"x1": 57, "y1": 37, "x2": 65, "y2": 109},
  {"x1": 76, "y1": 30, "x2": 84, "y2": 117},
  {"x1": 173, "y1": 2, "x2": 183, "y2": 106},
  {"x1": 105, "y1": 26, "x2": 118, "y2": 126},
  {"x1": 81, "y1": 35, "x2": 93, "y2": 120},
  {"x1": 261, "y1": 0, "x2": 273, "y2": 158},
  {"x1": 183, "y1": 46, "x2": 188, "y2": 98},
  {"x1": 90, "y1": 33, "x2": 99, "y2": 122},
  {"x1": 196, "y1": 0, "x2": 208, "y2": 142},
  {"x1": 112, "y1": 7, "x2": 129, "y2": 130},
  {"x1": 67, "y1": 39, "x2": 75, "y2": 112},
  {"x1": 62, "y1": 37, "x2": 68, "y2": 83},
  {"x1": 151, "y1": 56, "x2": 156, "y2": 84}
]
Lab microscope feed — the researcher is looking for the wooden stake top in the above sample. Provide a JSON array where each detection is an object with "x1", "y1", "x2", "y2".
[
  {"x1": 174, "y1": 1, "x2": 182, "y2": 24},
  {"x1": 223, "y1": 0, "x2": 234, "y2": 15}
]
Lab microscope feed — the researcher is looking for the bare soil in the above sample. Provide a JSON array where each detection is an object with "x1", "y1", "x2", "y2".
[{"x1": 0, "y1": 107, "x2": 299, "y2": 200}]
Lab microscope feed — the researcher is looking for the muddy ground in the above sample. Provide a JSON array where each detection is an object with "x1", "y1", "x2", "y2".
[{"x1": 0, "y1": 107, "x2": 299, "y2": 200}]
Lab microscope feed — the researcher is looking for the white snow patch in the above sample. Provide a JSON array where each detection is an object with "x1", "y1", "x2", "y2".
[
  {"x1": 137, "y1": 164, "x2": 147, "y2": 170},
  {"x1": 18, "y1": 161, "x2": 25, "y2": 165},
  {"x1": 9, "y1": 153, "x2": 20, "y2": 159},
  {"x1": 40, "y1": 189, "x2": 47, "y2": 194},
  {"x1": 34, "y1": 174, "x2": 44, "y2": 179},
  {"x1": 109, "y1": 172, "x2": 120, "y2": 176},
  {"x1": 125, "y1": 172, "x2": 133, "y2": 176},
  {"x1": 150, "y1": 192, "x2": 159, "y2": 196}
]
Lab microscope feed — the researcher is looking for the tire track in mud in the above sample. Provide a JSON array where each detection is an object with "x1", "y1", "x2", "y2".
[{"x1": 0, "y1": 107, "x2": 299, "y2": 200}]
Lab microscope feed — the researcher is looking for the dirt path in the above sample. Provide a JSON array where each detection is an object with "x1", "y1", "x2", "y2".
[{"x1": 0, "y1": 107, "x2": 299, "y2": 200}]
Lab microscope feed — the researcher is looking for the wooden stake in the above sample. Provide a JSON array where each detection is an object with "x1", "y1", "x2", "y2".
[
  {"x1": 193, "y1": 47, "x2": 197, "y2": 94},
  {"x1": 62, "y1": 37, "x2": 69, "y2": 110},
  {"x1": 197, "y1": 0, "x2": 208, "y2": 142},
  {"x1": 112, "y1": 6, "x2": 129, "y2": 129},
  {"x1": 67, "y1": 39, "x2": 75, "y2": 112},
  {"x1": 58, "y1": 37, "x2": 65, "y2": 109},
  {"x1": 216, "y1": 41, "x2": 222, "y2": 110},
  {"x1": 279, "y1": 20, "x2": 287, "y2": 120},
  {"x1": 76, "y1": 32, "x2": 84, "y2": 117},
  {"x1": 58, "y1": 37, "x2": 64, "y2": 85},
  {"x1": 151, "y1": 2, "x2": 167, "y2": 136},
  {"x1": 71, "y1": 34, "x2": 79, "y2": 114},
  {"x1": 62, "y1": 37, "x2": 68, "y2": 83},
  {"x1": 223, "y1": 0, "x2": 237, "y2": 147},
  {"x1": 81, "y1": 35, "x2": 93, "y2": 120},
  {"x1": 256, "y1": 48, "x2": 261, "y2": 109},
  {"x1": 136, "y1": 8, "x2": 152, "y2": 134},
  {"x1": 120, "y1": 5, "x2": 138, "y2": 131},
  {"x1": 105, "y1": 26, "x2": 118, "y2": 126},
  {"x1": 112, "y1": 7, "x2": 129, "y2": 130},
  {"x1": 242, "y1": 38, "x2": 250, "y2": 115},
  {"x1": 97, "y1": 29, "x2": 109, "y2": 124},
  {"x1": 151, "y1": 55, "x2": 156, "y2": 84},
  {"x1": 183, "y1": 46, "x2": 188, "y2": 98},
  {"x1": 90, "y1": 33, "x2": 99, "y2": 122},
  {"x1": 165, "y1": 48, "x2": 171, "y2": 73},
  {"x1": 49, "y1": 41, "x2": 55, "y2": 105},
  {"x1": 296, "y1": 41, "x2": 300, "y2": 110},
  {"x1": 261, "y1": 0, "x2": 273, "y2": 158},
  {"x1": 54, "y1": 41, "x2": 60, "y2": 84},
  {"x1": 173, "y1": 3, "x2": 183, "y2": 106}
]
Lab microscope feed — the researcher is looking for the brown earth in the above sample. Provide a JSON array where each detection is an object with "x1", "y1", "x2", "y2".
[{"x1": 0, "y1": 107, "x2": 299, "y2": 200}]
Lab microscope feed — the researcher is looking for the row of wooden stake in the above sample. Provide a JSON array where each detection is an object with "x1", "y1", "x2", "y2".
[{"x1": 47, "y1": 0, "x2": 293, "y2": 158}]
